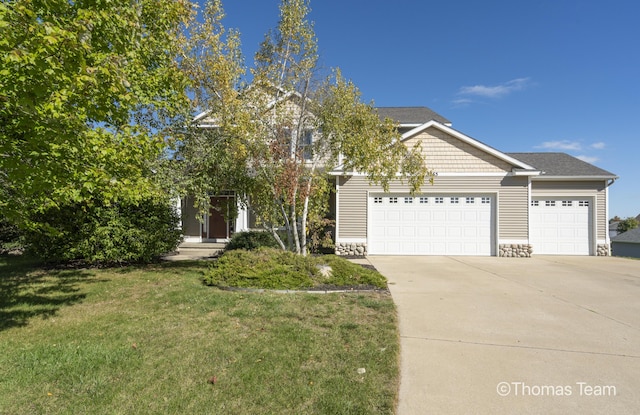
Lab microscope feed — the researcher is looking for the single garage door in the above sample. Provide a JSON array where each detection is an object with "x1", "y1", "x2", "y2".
[
  {"x1": 368, "y1": 194, "x2": 494, "y2": 255},
  {"x1": 530, "y1": 199, "x2": 591, "y2": 255}
]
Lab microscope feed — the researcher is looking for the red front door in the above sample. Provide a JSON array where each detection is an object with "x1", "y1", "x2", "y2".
[{"x1": 208, "y1": 197, "x2": 233, "y2": 239}]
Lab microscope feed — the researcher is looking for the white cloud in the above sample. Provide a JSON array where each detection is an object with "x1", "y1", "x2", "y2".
[
  {"x1": 536, "y1": 140, "x2": 582, "y2": 151},
  {"x1": 458, "y1": 78, "x2": 531, "y2": 99},
  {"x1": 591, "y1": 141, "x2": 606, "y2": 150},
  {"x1": 576, "y1": 155, "x2": 599, "y2": 163},
  {"x1": 451, "y1": 98, "x2": 473, "y2": 107}
]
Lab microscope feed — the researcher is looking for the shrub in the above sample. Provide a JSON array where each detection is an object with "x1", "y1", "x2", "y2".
[
  {"x1": 322, "y1": 255, "x2": 387, "y2": 288},
  {"x1": 24, "y1": 197, "x2": 182, "y2": 264},
  {"x1": 0, "y1": 218, "x2": 23, "y2": 252},
  {"x1": 203, "y1": 249, "x2": 388, "y2": 290},
  {"x1": 225, "y1": 230, "x2": 280, "y2": 251},
  {"x1": 204, "y1": 248, "x2": 318, "y2": 289}
]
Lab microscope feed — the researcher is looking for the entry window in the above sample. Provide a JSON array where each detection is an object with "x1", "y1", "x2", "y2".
[
  {"x1": 562, "y1": 200, "x2": 573, "y2": 207},
  {"x1": 579, "y1": 200, "x2": 589, "y2": 207},
  {"x1": 481, "y1": 197, "x2": 491, "y2": 204},
  {"x1": 404, "y1": 197, "x2": 413, "y2": 204},
  {"x1": 373, "y1": 197, "x2": 382, "y2": 204},
  {"x1": 419, "y1": 197, "x2": 428, "y2": 204},
  {"x1": 435, "y1": 197, "x2": 444, "y2": 204},
  {"x1": 531, "y1": 200, "x2": 539, "y2": 207},
  {"x1": 450, "y1": 197, "x2": 459, "y2": 204},
  {"x1": 545, "y1": 200, "x2": 556, "y2": 207},
  {"x1": 389, "y1": 197, "x2": 398, "y2": 204},
  {"x1": 466, "y1": 197, "x2": 475, "y2": 204}
]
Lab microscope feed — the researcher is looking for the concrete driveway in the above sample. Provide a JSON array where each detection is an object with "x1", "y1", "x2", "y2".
[{"x1": 367, "y1": 256, "x2": 640, "y2": 415}]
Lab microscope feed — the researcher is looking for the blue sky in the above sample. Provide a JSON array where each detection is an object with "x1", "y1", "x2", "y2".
[{"x1": 216, "y1": 0, "x2": 639, "y2": 218}]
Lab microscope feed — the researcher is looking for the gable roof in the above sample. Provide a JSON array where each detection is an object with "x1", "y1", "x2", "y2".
[
  {"x1": 507, "y1": 153, "x2": 617, "y2": 179},
  {"x1": 401, "y1": 120, "x2": 537, "y2": 171},
  {"x1": 611, "y1": 227, "x2": 640, "y2": 243},
  {"x1": 376, "y1": 107, "x2": 451, "y2": 126}
]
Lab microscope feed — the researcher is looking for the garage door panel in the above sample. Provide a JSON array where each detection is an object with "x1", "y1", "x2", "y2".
[
  {"x1": 368, "y1": 194, "x2": 493, "y2": 255},
  {"x1": 530, "y1": 199, "x2": 590, "y2": 255}
]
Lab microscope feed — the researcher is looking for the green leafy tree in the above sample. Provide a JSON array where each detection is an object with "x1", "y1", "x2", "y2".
[
  {"x1": 174, "y1": 0, "x2": 431, "y2": 255},
  {"x1": 617, "y1": 217, "x2": 639, "y2": 234},
  {"x1": 165, "y1": 0, "x2": 251, "y2": 217},
  {"x1": 0, "y1": 0, "x2": 192, "y2": 229}
]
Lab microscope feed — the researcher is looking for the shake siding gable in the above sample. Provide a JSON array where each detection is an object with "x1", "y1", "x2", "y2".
[{"x1": 403, "y1": 127, "x2": 513, "y2": 173}]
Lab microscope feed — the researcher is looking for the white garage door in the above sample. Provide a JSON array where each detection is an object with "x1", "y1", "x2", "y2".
[
  {"x1": 530, "y1": 199, "x2": 591, "y2": 255},
  {"x1": 368, "y1": 194, "x2": 494, "y2": 255}
]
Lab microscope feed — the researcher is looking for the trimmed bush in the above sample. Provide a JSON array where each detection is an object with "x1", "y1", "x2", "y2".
[
  {"x1": 24, "y1": 197, "x2": 182, "y2": 264},
  {"x1": 204, "y1": 248, "x2": 318, "y2": 289},
  {"x1": 203, "y1": 248, "x2": 388, "y2": 290},
  {"x1": 225, "y1": 230, "x2": 280, "y2": 251}
]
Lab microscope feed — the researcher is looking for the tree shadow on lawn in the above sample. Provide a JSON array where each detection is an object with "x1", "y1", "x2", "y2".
[{"x1": 0, "y1": 254, "x2": 107, "y2": 332}]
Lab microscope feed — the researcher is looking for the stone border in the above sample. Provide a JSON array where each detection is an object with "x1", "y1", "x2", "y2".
[
  {"x1": 335, "y1": 242, "x2": 367, "y2": 256},
  {"x1": 597, "y1": 244, "x2": 610, "y2": 256},
  {"x1": 499, "y1": 244, "x2": 533, "y2": 258}
]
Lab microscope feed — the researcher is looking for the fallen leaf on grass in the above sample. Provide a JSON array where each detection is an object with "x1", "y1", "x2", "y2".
[{"x1": 208, "y1": 376, "x2": 218, "y2": 385}]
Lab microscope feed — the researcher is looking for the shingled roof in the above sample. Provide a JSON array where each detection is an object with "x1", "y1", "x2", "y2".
[
  {"x1": 507, "y1": 152, "x2": 617, "y2": 178},
  {"x1": 376, "y1": 107, "x2": 451, "y2": 126},
  {"x1": 612, "y1": 227, "x2": 640, "y2": 243}
]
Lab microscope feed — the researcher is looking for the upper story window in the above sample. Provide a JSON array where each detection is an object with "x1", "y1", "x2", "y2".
[{"x1": 301, "y1": 130, "x2": 313, "y2": 160}]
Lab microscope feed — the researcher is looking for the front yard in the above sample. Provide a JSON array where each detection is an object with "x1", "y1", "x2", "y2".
[{"x1": 0, "y1": 255, "x2": 399, "y2": 414}]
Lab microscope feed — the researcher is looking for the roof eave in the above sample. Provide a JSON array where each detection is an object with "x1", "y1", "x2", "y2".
[{"x1": 532, "y1": 175, "x2": 619, "y2": 181}]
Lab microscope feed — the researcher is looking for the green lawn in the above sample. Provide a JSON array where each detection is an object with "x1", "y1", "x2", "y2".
[{"x1": 0, "y1": 255, "x2": 399, "y2": 414}]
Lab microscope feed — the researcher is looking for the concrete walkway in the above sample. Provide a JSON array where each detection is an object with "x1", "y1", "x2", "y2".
[
  {"x1": 368, "y1": 255, "x2": 640, "y2": 415},
  {"x1": 162, "y1": 242, "x2": 225, "y2": 261}
]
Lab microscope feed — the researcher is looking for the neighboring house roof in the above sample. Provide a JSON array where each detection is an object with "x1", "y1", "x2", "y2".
[
  {"x1": 609, "y1": 221, "x2": 620, "y2": 231},
  {"x1": 376, "y1": 107, "x2": 451, "y2": 126},
  {"x1": 507, "y1": 152, "x2": 618, "y2": 179},
  {"x1": 611, "y1": 227, "x2": 640, "y2": 243}
]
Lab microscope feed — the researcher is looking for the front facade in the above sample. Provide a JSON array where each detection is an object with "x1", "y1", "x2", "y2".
[
  {"x1": 333, "y1": 108, "x2": 617, "y2": 257},
  {"x1": 182, "y1": 104, "x2": 617, "y2": 256}
]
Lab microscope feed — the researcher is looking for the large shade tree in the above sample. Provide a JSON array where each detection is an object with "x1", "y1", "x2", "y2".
[
  {"x1": 174, "y1": 0, "x2": 432, "y2": 255},
  {"x1": 0, "y1": 0, "x2": 192, "y2": 228}
]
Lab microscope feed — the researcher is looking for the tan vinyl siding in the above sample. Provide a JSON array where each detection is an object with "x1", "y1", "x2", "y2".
[
  {"x1": 404, "y1": 127, "x2": 512, "y2": 173},
  {"x1": 498, "y1": 176, "x2": 530, "y2": 239},
  {"x1": 530, "y1": 180, "x2": 608, "y2": 240},
  {"x1": 337, "y1": 175, "x2": 528, "y2": 240}
]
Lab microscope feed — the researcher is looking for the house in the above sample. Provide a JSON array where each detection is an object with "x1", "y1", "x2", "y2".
[
  {"x1": 609, "y1": 221, "x2": 620, "y2": 239},
  {"x1": 182, "y1": 105, "x2": 618, "y2": 257},
  {"x1": 611, "y1": 227, "x2": 640, "y2": 258}
]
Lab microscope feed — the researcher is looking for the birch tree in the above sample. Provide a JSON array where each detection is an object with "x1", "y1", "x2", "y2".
[{"x1": 243, "y1": 0, "x2": 430, "y2": 254}]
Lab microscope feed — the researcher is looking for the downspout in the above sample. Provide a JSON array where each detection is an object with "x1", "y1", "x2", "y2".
[{"x1": 605, "y1": 177, "x2": 617, "y2": 255}]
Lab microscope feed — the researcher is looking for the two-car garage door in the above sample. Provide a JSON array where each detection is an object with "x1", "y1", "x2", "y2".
[{"x1": 368, "y1": 194, "x2": 494, "y2": 255}]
